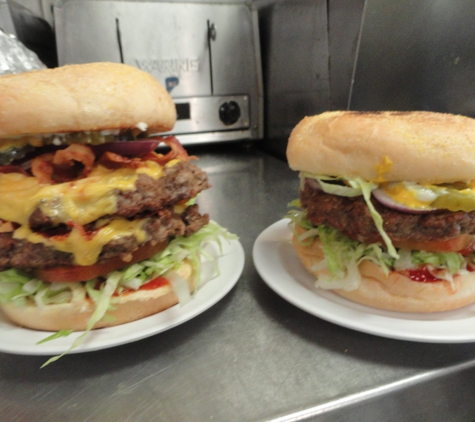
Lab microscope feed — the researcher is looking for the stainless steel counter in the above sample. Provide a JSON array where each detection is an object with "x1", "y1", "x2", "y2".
[{"x1": 2, "y1": 143, "x2": 475, "y2": 421}]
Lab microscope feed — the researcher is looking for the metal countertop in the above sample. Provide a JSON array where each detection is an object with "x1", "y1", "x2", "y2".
[{"x1": 2, "y1": 143, "x2": 475, "y2": 422}]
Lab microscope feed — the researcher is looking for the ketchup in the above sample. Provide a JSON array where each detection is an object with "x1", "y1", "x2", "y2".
[
  {"x1": 405, "y1": 267, "x2": 441, "y2": 282},
  {"x1": 406, "y1": 265, "x2": 474, "y2": 283}
]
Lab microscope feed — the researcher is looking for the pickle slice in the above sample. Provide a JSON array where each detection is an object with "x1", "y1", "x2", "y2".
[
  {"x1": 432, "y1": 190, "x2": 475, "y2": 212},
  {"x1": 0, "y1": 145, "x2": 33, "y2": 165},
  {"x1": 0, "y1": 129, "x2": 146, "y2": 165}
]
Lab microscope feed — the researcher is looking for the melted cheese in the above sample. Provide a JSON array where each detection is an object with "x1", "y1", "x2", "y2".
[
  {"x1": 0, "y1": 159, "x2": 171, "y2": 266},
  {"x1": 373, "y1": 156, "x2": 394, "y2": 183},
  {"x1": 381, "y1": 183, "x2": 433, "y2": 209},
  {"x1": 0, "y1": 161, "x2": 164, "y2": 226},
  {"x1": 14, "y1": 218, "x2": 149, "y2": 266},
  {"x1": 379, "y1": 181, "x2": 475, "y2": 212}
]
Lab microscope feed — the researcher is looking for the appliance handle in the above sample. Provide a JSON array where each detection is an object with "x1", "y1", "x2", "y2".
[{"x1": 207, "y1": 20, "x2": 216, "y2": 94}]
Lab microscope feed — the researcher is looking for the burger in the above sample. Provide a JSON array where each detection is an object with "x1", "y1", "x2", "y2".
[
  {"x1": 286, "y1": 111, "x2": 475, "y2": 313},
  {"x1": 0, "y1": 62, "x2": 231, "y2": 341}
]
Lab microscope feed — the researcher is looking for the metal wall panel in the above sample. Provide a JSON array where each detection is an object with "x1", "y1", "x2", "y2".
[
  {"x1": 350, "y1": 0, "x2": 475, "y2": 116},
  {"x1": 258, "y1": 0, "x2": 330, "y2": 158},
  {"x1": 0, "y1": 0, "x2": 16, "y2": 35},
  {"x1": 328, "y1": 0, "x2": 365, "y2": 110}
]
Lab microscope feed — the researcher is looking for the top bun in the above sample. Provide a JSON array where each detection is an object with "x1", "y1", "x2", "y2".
[
  {"x1": 287, "y1": 111, "x2": 475, "y2": 184},
  {"x1": 0, "y1": 62, "x2": 176, "y2": 138}
]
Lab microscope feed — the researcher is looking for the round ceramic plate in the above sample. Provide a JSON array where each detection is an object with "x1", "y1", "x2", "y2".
[
  {"x1": 0, "y1": 238, "x2": 244, "y2": 355},
  {"x1": 253, "y1": 219, "x2": 475, "y2": 343}
]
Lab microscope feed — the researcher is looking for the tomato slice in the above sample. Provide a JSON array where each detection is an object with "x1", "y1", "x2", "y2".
[
  {"x1": 34, "y1": 241, "x2": 168, "y2": 283},
  {"x1": 392, "y1": 234, "x2": 474, "y2": 253},
  {"x1": 117, "y1": 276, "x2": 170, "y2": 296},
  {"x1": 139, "y1": 276, "x2": 169, "y2": 290},
  {"x1": 458, "y1": 239, "x2": 475, "y2": 256}
]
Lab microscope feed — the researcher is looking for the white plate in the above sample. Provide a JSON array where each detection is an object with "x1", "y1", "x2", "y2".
[
  {"x1": 0, "y1": 238, "x2": 244, "y2": 355},
  {"x1": 253, "y1": 219, "x2": 475, "y2": 343}
]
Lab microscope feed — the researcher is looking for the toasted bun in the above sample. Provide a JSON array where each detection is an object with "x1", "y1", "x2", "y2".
[
  {"x1": 0, "y1": 262, "x2": 194, "y2": 331},
  {"x1": 292, "y1": 227, "x2": 475, "y2": 313},
  {"x1": 0, "y1": 62, "x2": 176, "y2": 138},
  {"x1": 287, "y1": 111, "x2": 475, "y2": 184}
]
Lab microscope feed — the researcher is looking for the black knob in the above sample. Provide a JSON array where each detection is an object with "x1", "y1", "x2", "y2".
[{"x1": 219, "y1": 101, "x2": 241, "y2": 125}]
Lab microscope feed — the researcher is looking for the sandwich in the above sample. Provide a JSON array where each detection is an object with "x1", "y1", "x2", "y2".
[
  {"x1": 287, "y1": 111, "x2": 475, "y2": 313},
  {"x1": 0, "y1": 62, "x2": 232, "y2": 339}
]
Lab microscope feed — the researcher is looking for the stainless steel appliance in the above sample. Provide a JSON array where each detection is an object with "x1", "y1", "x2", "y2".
[
  {"x1": 0, "y1": 0, "x2": 16, "y2": 35},
  {"x1": 54, "y1": 0, "x2": 263, "y2": 144}
]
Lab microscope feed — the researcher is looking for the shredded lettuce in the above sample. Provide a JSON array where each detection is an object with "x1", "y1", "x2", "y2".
[
  {"x1": 287, "y1": 206, "x2": 473, "y2": 291},
  {"x1": 40, "y1": 272, "x2": 122, "y2": 367},
  {"x1": 288, "y1": 207, "x2": 393, "y2": 290},
  {"x1": 0, "y1": 221, "x2": 236, "y2": 366},
  {"x1": 411, "y1": 250, "x2": 466, "y2": 274},
  {"x1": 354, "y1": 176, "x2": 399, "y2": 260},
  {"x1": 300, "y1": 173, "x2": 363, "y2": 197},
  {"x1": 37, "y1": 330, "x2": 73, "y2": 345}
]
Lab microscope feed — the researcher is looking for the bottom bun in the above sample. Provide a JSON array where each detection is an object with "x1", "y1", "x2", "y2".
[
  {"x1": 292, "y1": 229, "x2": 475, "y2": 313},
  {"x1": 1, "y1": 263, "x2": 195, "y2": 331}
]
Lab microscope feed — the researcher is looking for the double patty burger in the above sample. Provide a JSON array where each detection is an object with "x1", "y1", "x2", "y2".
[
  {"x1": 287, "y1": 111, "x2": 475, "y2": 312},
  {"x1": 0, "y1": 62, "x2": 229, "y2": 336}
]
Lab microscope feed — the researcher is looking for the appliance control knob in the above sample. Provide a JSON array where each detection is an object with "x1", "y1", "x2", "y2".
[{"x1": 219, "y1": 101, "x2": 241, "y2": 125}]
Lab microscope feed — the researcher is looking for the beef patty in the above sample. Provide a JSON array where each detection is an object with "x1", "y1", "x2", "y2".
[
  {"x1": 0, "y1": 205, "x2": 209, "y2": 271},
  {"x1": 28, "y1": 161, "x2": 210, "y2": 230},
  {"x1": 300, "y1": 179, "x2": 475, "y2": 244}
]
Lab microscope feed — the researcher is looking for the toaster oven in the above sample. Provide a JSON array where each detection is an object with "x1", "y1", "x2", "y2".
[{"x1": 54, "y1": 0, "x2": 263, "y2": 145}]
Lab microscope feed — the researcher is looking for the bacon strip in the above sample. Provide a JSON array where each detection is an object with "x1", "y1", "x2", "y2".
[
  {"x1": 98, "y1": 151, "x2": 144, "y2": 169},
  {"x1": 31, "y1": 152, "x2": 55, "y2": 184},
  {"x1": 28, "y1": 136, "x2": 192, "y2": 182},
  {"x1": 150, "y1": 135, "x2": 197, "y2": 165},
  {"x1": 53, "y1": 144, "x2": 95, "y2": 176},
  {"x1": 31, "y1": 144, "x2": 95, "y2": 184}
]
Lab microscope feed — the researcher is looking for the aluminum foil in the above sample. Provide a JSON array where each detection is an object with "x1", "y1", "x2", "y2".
[{"x1": 0, "y1": 29, "x2": 45, "y2": 76}]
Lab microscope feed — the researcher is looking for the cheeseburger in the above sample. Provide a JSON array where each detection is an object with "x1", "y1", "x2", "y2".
[
  {"x1": 0, "y1": 62, "x2": 231, "y2": 336},
  {"x1": 287, "y1": 111, "x2": 475, "y2": 313}
]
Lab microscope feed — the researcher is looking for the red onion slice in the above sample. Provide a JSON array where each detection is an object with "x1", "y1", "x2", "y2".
[
  {"x1": 306, "y1": 178, "x2": 322, "y2": 190},
  {"x1": 372, "y1": 188, "x2": 436, "y2": 214},
  {"x1": 309, "y1": 177, "x2": 437, "y2": 214},
  {"x1": 90, "y1": 140, "x2": 160, "y2": 157}
]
